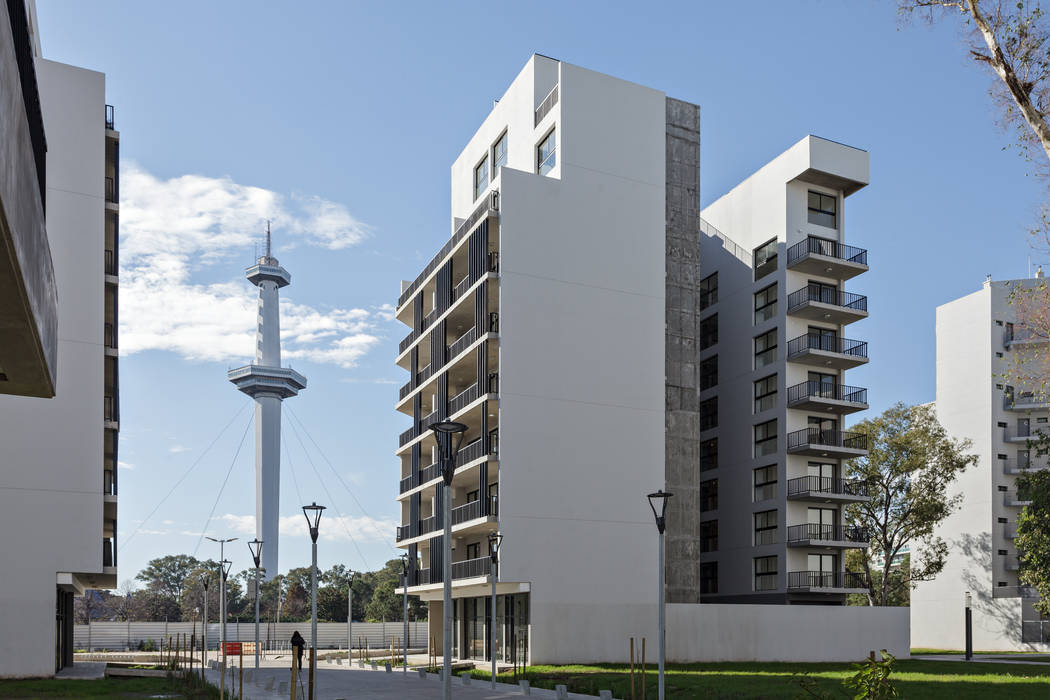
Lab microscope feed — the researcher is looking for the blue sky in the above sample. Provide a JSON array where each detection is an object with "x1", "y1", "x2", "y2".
[{"x1": 36, "y1": 0, "x2": 1046, "y2": 585}]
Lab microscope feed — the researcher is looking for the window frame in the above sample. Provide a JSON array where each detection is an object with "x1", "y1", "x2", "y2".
[
  {"x1": 699, "y1": 272, "x2": 718, "y2": 310},
  {"x1": 700, "y1": 519, "x2": 718, "y2": 552},
  {"x1": 700, "y1": 479, "x2": 718, "y2": 511},
  {"x1": 753, "y1": 465, "x2": 777, "y2": 502},
  {"x1": 753, "y1": 374, "x2": 777, "y2": 414},
  {"x1": 492, "y1": 131, "x2": 508, "y2": 173},
  {"x1": 700, "y1": 396, "x2": 718, "y2": 431},
  {"x1": 753, "y1": 238, "x2": 778, "y2": 280},
  {"x1": 700, "y1": 562, "x2": 718, "y2": 595},
  {"x1": 700, "y1": 313, "x2": 718, "y2": 350},
  {"x1": 754, "y1": 329, "x2": 777, "y2": 369},
  {"x1": 473, "y1": 155, "x2": 490, "y2": 201},
  {"x1": 754, "y1": 419, "x2": 777, "y2": 457},
  {"x1": 537, "y1": 127, "x2": 556, "y2": 175},
  {"x1": 807, "y1": 190, "x2": 837, "y2": 228},
  {"x1": 754, "y1": 283, "x2": 777, "y2": 324},
  {"x1": 700, "y1": 438, "x2": 718, "y2": 471},
  {"x1": 700, "y1": 355, "x2": 718, "y2": 391},
  {"x1": 754, "y1": 509, "x2": 778, "y2": 545},
  {"x1": 754, "y1": 555, "x2": 778, "y2": 591}
]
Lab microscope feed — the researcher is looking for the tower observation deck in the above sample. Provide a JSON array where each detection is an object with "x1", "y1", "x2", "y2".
[{"x1": 228, "y1": 226, "x2": 305, "y2": 578}]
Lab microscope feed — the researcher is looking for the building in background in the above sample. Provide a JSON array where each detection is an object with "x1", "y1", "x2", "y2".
[
  {"x1": 392, "y1": 55, "x2": 701, "y2": 664},
  {"x1": 697, "y1": 136, "x2": 873, "y2": 604},
  {"x1": 0, "y1": 0, "x2": 119, "y2": 675},
  {"x1": 0, "y1": 0, "x2": 57, "y2": 398},
  {"x1": 912, "y1": 274, "x2": 1050, "y2": 651}
]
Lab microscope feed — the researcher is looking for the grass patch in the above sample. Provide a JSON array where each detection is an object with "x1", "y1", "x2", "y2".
[
  {"x1": 468, "y1": 660, "x2": 1050, "y2": 699},
  {"x1": 912, "y1": 648, "x2": 1050, "y2": 655},
  {"x1": 0, "y1": 675, "x2": 219, "y2": 698}
]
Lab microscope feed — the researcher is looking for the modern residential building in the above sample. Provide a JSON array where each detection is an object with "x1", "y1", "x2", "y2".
[
  {"x1": 393, "y1": 55, "x2": 701, "y2": 665},
  {"x1": 0, "y1": 0, "x2": 120, "y2": 675},
  {"x1": 0, "y1": 0, "x2": 57, "y2": 398},
  {"x1": 696, "y1": 135, "x2": 873, "y2": 604},
  {"x1": 912, "y1": 274, "x2": 1050, "y2": 650}
]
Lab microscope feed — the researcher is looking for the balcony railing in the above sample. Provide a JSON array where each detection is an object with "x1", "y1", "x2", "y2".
[
  {"x1": 104, "y1": 323, "x2": 116, "y2": 349},
  {"x1": 399, "y1": 436, "x2": 498, "y2": 494},
  {"x1": 786, "y1": 524, "x2": 869, "y2": 544},
  {"x1": 787, "y1": 428, "x2": 867, "y2": 451},
  {"x1": 1004, "y1": 491, "x2": 1032, "y2": 507},
  {"x1": 787, "y1": 571, "x2": 866, "y2": 590},
  {"x1": 105, "y1": 177, "x2": 117, "y2": 203},
  {"x1": 452, "y1": 275, "x2": 471, "y2": 302},
  {"x1": 448, "y1": 327, "x2": 478, "y2": 359},
  {"x1": 1022, "y1": 620, "x2": 1050, "y2": 643},
  {"x1": 787, "y1": 237, "x2": 867, "y2": 266},
  {"x1": 1004, "y1": 390, "x2": 1050, "y2": 409},
  {"x1": 787, "y1": 381, "x2": 867, "y2": 406},
  {"x1": 1002, "y1": 459, "x2": 1045, "y2": 475},
  {"x1": 992, "y1": 584, "x2": 1038, "y2": 599},
  {"x1": 104, "y1": 396, "x2": 116, "y2": 422},
  {"x1": 786, "y1": 333, "x2": 868, "y2": 359},
  {"x1": 105, "y1": 104, "x2": 115, "y2": 130},
  {"x1": 104, "y1": 469, "x2": 116, "y2": 496},
  {"x1": 786, "y1": 476, "x2": 869, "y2": 498},
  {"x1": 103, "y1": 538, "x2": 114, "y2": 567},
  {"x1": 105, "y1": 249, "x2": 117, "y2": 275},
  {"x1": 398, "y1": 409, "x2": 439, "y2": 448},
  {"x1": 449, "y1": 383, "x2": 481, "y2": 415},
  {"x1": 787, "y1": 287, "x2": 867, "y2": 313},
  {"x1": 452, "y1": 556, "x2": 492, "y2": 580},
  {"x1": 451, "y1": 499, "x2": 482, "y2": 526},
  {"x1": 1004, "y1": 427, "x2": 1034, "y2": 442},
  {"x1": 1005, "y1": 326, "x2": 1048, "y2": 344},
  {"x1": 535, "y1": 84, "x2": 559, "y2": 126}
]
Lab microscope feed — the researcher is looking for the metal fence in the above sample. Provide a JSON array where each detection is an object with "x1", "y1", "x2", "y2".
[{"x1": 74, "y1": 621, "x2": 428, "y2": 651}]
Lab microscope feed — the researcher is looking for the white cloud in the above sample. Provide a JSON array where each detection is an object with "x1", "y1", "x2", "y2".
[
  {"x1": 169, "y1": 445, "x2": 190, "y2": 454},
  {"x1": 117, "y1": 163, "x2": 380, "y2": 368},
  {"x1": 118, "y1": 460, "x2": 136, "y2": 471},
  {"x1": 215, "y1": 513, "x2": 396, "y2": 543}
]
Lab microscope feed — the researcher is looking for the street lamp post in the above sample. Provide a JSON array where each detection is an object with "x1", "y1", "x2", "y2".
[
  {"x1": 647, "y1": 490, "x2": 673, "y2": 700},
  {"x1": 488, "y1": 532, "x2": 503, "y2": 690},
  {"x1": 205, "y1": 537, "x2": 238, "y2": 664},
  {"x1": 303, "y1": 502, "x2": 326, "y2": 700},
  {"x1": 198, "y1": 573, "x2": 210, "y2": 670},
  {"x1": 401, "y1": 554, "x2": 409, "y2": 675},
  {"x1": 965, "y1": 591, "x2": 973, "y2": 661},
  {"x1": 431, "y1": 419, "x2": 468, "y2": 700},
  {"x1": 248, "y1": 539, "x2": 264, "y2": 670},
  {"x1": 347, "y1": 570, "x2": 356, "y2": 663}
]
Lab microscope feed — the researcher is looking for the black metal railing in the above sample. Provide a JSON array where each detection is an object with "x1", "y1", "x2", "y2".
[
  {"x1": 452, "y1": 556, "x2": 491, "y2": 580},
  {"x1": 398, "y1": 409, "x2": 438, "y2": 447},
  {"x1": 104, "y1": 396, "x2": 115, "y2": 422},
  {"x1": 448, "y1": 383, "x2": 481, "y2": 415},
  {"x1": 786, "y1": 524, "x2": 869, "y2": 544},
  {"x1": 397, "y1": 193, "x2": 498, "y2": 309},
  {"x1": 105, "y1": 104, "x2": 115, "y2": 130},
  {"x1": 786, "y1": 333, "x2": 867, "y2": 359},
  {"x1": 105, "y1": 177, "x2": 117, "y2": 203},
  {"x1": 104, "y1": 469, "x2": 116, "y2": 496},
  {"x1": 105, "y1": 249, "x2": 116, "y2": 275},
  {"x1": 398, "y1": 328, "x2": 420, "y2": 354},
  {"x1": 787, "y1": 237, "x2": 867, "y2": 267},
  {"x1": 104, "y1": 323, "x2": 116, "y2": 349},
  {"x1": 399, "y1": 435, "x2": 497, "y2": 493},
  {"x1": 452, "y1": 275, "x2": 471, "y2": 302},
  {"x1": 787, "y1": 286, "x2": 867, "y2": 313},
  {"x1": 535, "y1": 84, "x2": 559, "y2": 126},
  {"x1": 787, "y1": 381, "x2": 867, "y2": 406},
  {"x1": 787, "y1": 476, "x2": 869, "y2": 498},
  {"x1": 448, "y1": 327, "x2": 478, "y2": 359},
  {"x1": 787, "y1": 428, "x2": 867, "y2": 451},
  {"x1": 787, "y1": 571, "x2": 866, "y2": 590},
  {"x1": 451, "y1": 499, "x2": 482, "y2": 526}
]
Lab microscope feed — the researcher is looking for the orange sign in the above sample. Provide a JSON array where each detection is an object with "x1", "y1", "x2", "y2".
[{"x1": 223, "y1": 642, "x2": 242, "y2": 656}]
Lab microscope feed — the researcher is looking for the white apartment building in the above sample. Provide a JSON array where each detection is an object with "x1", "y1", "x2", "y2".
[
  {"x1": 393, "y1": 55, "x2": 701, "y2": 665},
  {"x1": 0, "y1": 1, "x2": 120, "y2": 675},
  {"x1": 697, "y1": 136, "x2": 873, "y2": 603},
  {"x1": 912, "y1": 275, "x2": 1050, "y2": 650}
]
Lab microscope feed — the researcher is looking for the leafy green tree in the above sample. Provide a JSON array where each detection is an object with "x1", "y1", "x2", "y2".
[
  {"x1": 846, "y1": 552, "x2": 911, "y2": 607},
  {"x1": 845, "y1": 403, "x2": 977, "y2": 606},
  {"x1": 365, "y1": 580, "x2": 401, "y2": 622},
  {"x1": 1016, "y1": 468, "x2": 1050, "y2": 615},
  {"x1": 136, "y1": 554, "x2": 201, "y2": 604},
  {"x1": 130, "y1": 589, "x2": 182, "y2": 622}
]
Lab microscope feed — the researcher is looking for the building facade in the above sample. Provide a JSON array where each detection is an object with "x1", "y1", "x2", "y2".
[
  {"x1": 393, "y1": 56, "x2": 700, "y2": 665},
  {"x1": 0, "y1": 1, "x2": 119, "y2": 674},
  {"x1": 911, "y1": 275, "x2": 1050, "y2": 650},
  {"x1": 696, "y1": 136, "x2": 873, "y2": 604}
]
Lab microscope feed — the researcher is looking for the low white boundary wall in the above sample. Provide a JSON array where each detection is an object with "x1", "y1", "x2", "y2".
[
  {"x1": 534, "y1": 603, "x2": 910, "y2": 664},
  {"x1": 74, "y1": 621, "x2": 427, "y2": 651}
]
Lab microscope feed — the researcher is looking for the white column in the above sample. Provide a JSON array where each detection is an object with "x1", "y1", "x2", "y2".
[
  {"x1": 256, "y1": 280, "x2": 281, "y2": 366},
  {"x1": 255, "y1": 394, "x2": 281, "y2": 578}
]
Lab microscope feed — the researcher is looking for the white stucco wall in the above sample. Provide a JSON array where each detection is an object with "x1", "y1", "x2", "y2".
[{"x1": 0, "y1": 58, "x2": 108, "y2": 677}]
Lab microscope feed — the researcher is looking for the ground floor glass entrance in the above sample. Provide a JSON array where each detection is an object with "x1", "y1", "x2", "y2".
[{"x1": 451, "y1": 592, "x2": 528, "y2": 665}]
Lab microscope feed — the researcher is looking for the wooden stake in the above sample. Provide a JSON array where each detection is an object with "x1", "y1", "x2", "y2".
[
  {"x1": 308, "y1": 647, "x2": 315, "y2": 700},
  {"x1": 641, "y1": 637, "x2": 646, "y2": 700},
  {"x1": 630, "y1": 637, "x2": 636, "y2": 700},
  {"x1": 290, "y1": 648, "x2": 298, "y2": 700},
  {"x1": 239, "y1": 654, "x2": 244, "y2": 699}
]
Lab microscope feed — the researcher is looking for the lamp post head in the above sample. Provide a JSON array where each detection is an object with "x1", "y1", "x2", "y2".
[
  {"x1": 248, "y1": 539, "x2": 264, "y2": 569},
  {"x1": 347, "y1": 570, "x2": 356, "y2": 588},
  {"x1": 431, "y1": 419, "x2": 468, "y2": 485},
  {"x1": 488, "y1": 531, "x2": 503, "y2": 564},
  {"x1": 198, "y1": 572, "x2": 210, "y2": 591},
  {"x1": 965, "y1": 591, "x2": 972, "y2": 609},
  {"x1": 221, "y1": 559, "x2": 233, "y2": 581},
  {"x1": 302, "y1": 502, "x2": 326, "y2": 543},
  {"x1": 647, "y1": 490, "x2": 673, "y2": 534},
  {"x1": 400, "y1": 553, "x2": 409, "y2": 577}
]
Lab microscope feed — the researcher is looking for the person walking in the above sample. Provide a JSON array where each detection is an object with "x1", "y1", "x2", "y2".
[{"x1": 290, "y1": 630, "x2": 305, "y2": 668}]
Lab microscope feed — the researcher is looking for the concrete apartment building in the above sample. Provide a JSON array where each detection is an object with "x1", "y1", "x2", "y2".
[
  {"x1": 0, "y1": 0, "x2": 120, "y2": 675},
  {"x1": 912, "y1": 275, "x2": 1050, "y2": 650},
  {"x1": 697, "y1": 136, "x2": 873, "y2": 604}
]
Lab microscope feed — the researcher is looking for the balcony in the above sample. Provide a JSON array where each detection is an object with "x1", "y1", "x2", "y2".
[
  {"x1": 786, "y1": 333, "x2": 868, "y2": 371},
  {"x1": 1022, "y1": 620, "x2": 1050, "y2": 644},
  {"x1": 1003, "y1": 427, "x2": 1036, "y2": 444},
  {"x1": 786, "y1": 476, "x2": 870, "y2": 503},
  {"x1": 1006, "y1": 556, "x2": 1022, "y2": 571},
  {"x1": 1004, "y1": 523, "x2": 1018, "y2": 540},
  {"x1": 992, "y1": 584, "x2": 1038, "y2": 599},
  {"x1": 105, "y1": 249, "x2": 117, "y2": 276},
  {"x1": 396, "y1": 493, "x2": 498, "y2": 544},
  {"x1": 1002, "y1": 460, "x2": 1046, "y2": 476},
  {"x1": 787, "y1": 287, "x2": 868, "y2": 325},
  {"x1": 105, "y1": 176, "x2": 117, "y2": 204},
  {"x1": 1005, "y1": 326, "x2": 1048, "y2": 347},
  {"x1": 1004, "y1": 491, "x2": 1032, "y2": 508},
  {"x1": 105, "y1": 104, "x2": 115, "y2": 130},
  {"x1": 786, "y1": 381, "x2": 868, "y2": 415},
  {"x1": 102, "y1": 538, "x2": 115, "y2": 569},
  {"x1": 408, "y1": 557, "x2": 495, "y2": 588},
  {"x1": 786, "y1": 237, "x2": 868, "y2": 281},
  {"x1": 786, "y1": 571, "x2": 867, "y2": 592},
  {"x1": 787, "y1": 428, "x2": 867, "y2": 458},
  {"x1": 103, "y1": 323, "x2": 117, "y2": 350},
  {"x1": 398, "y1": 318, "x2": 497, "y2": 401},
  {"x1": 786, "y1": 524, "x2": 869, "y2": 548},
  {"x1": 1004, "y1": 390, "x2": 1050, "y2": 411}
]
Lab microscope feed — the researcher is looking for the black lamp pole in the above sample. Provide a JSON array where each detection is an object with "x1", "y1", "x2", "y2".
[
  {"x1": 647, "y1": 490, "x2": 673, "y2": 700},
  {"x1": 302, "y1": 502, "x2": 325, "y2": 700},
  {"x1": 488, "y1": 531, "x2": 503, "y2": 689},
  {"x1": 965, "y1": 591, "x2": 973, "y2": 661},
  {"x1": 248, "y1": 539, "x2": 263, "y2": 670}
]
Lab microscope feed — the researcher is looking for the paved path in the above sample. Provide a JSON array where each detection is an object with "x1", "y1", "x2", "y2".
[
  {"x1": 55, "y1": 662, "x2": 106, "y2": 679},
  {"x1": 914, "y1": 654, "x2": 1050, "y2": 665},
  {"x1": 201, "y1": 662, "x2": 614, "y2": 700}
]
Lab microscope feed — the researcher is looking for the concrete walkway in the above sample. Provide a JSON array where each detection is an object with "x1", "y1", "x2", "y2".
[
  {"x1": 55, "y1": 662, "x2": 106, "y2": 679},
  {"x1": 914, "y1": 654, "x2": 1050, "y2": 665},
  {"x1": 201, "y1": 662, "x2": 615, "y2": 700}
]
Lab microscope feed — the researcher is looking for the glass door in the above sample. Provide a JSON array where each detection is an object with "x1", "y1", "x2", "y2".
[{"x1": 807, "y1": 553, "x2": 837, "y2": 587}]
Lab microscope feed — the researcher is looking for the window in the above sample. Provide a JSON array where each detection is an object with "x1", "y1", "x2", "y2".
[
  {"x1": 474, "y1": 156, "x2": 489, "y2": 201},
  {"x1": 997, "y1": 485, "x2": 1008, "y2": 492},
  {"x1": 1005, "y1": 321, "x2": 1014, "y2": 341},
  {"x1": 999, "y1": 548, "x2": 1009, "y2": 556},
  {"x1": 537, "y1": 129, "x2": 556, "y2": 175},
  {"x1": 753, "y1": 238, "x2": 777, "y2": 280},
  {"x1": 700, "y1": 272, "x2": 718, "y2": 310},
  {"x1": 466, "y1": 542, "x2": 480, "y2": 560},
  {"x1": 754, "y1": 510, "x2": 778, "y2": 545},
  {"x1": 754, "y1": 284, "x2": 777, "y2": 324},
  {"x1": 700, "y1": 562, "x2": 718, "y2": 595},
  {"x1": 997, "y1": 453, "x2": 1008, "y2": 460},
  {"x1": 754, "y1": 465, "x2": 777, "y2": 501},
  {"x1": 754, "y1": 329, "x2": 777, "y2": 368},
  {"x1": 807, "y1": 190, "x2": 837, "y2": 228},
  {"x1": 754, "y1": 420, "x2": 777, "y2": 457},
  {"x1": 701, "y1": 479, "x2": 718, "y2": 511},
  {"x1": 492, "y1": 132, "x2": 507, "y2": 172},
  {"x1": 701, "y1": 520, "x2": 718, "y2": 552},
  {"x1": 998, "y1": 517, "x2": 1008, "y2": 524},
  {"x1": 700, "y1": 355, "x2": 718, "y2": 391},
  {"x1": 700, "y1": 397, "x2": 718, "y2": 431},
  {"x1": 996, "y1": 352, "x2": 1004, "y2": 358},
  {"x1": 700, "y1": 438, "x2": 718, "y2": 471},
  {"x1": 700, "y1": 314, "x2": 718, "y2": 349},
  {"x1": 754, "y1": 375, "x2": 777, "y2": 413},
  {"x1": 754, "y1": 555, "x2": 778, "y2": 591}
]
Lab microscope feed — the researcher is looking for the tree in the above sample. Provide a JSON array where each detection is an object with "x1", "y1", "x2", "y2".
[
  {"x1": 74, "y1": 590, "x2": 114, "y2": 623},
  {"x1": 365, "y1": 580, "x2": 401, "y2": 622},
  {"x1": 902, "y1": 1, "x2": 1050, "y2": 167},
  {"x1": 136, "y1": 554, "x2": 201, "y2": 608},
  {"x1": 845, "y1": 403, "x2": 978, "y2": 606},
  {"x1": 1016, "y1": 467, "x2": 1050, "y2": 614}
]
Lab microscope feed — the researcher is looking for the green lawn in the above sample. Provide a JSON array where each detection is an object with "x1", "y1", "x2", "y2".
[
  {"x1": 469, "y1": 660, "x2": 1050, "y2": 699},
  {"x1": 0, "y1": 676, "x2": 217, "y2": 698}
]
